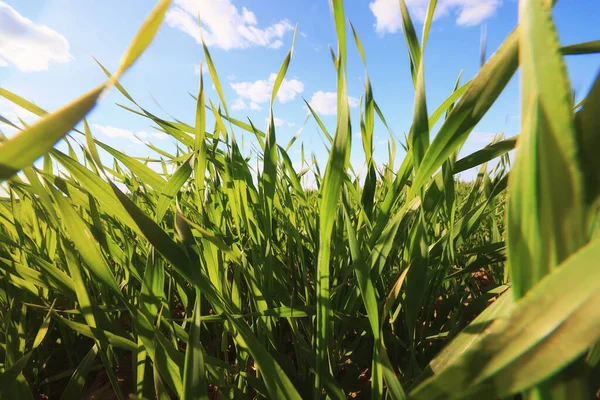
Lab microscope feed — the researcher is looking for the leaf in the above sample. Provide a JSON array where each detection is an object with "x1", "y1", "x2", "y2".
[
  {"x1": 404, "y1": 213, "x2": 429, "y2": 348},
  {"x1": 0, "y1": 302, "x2": 54, "y2": 396},
  {"x1": 408, "y1": 56, "x2": 429, "y2": 170},
  {"x1": 428, "y1": 80, "x2": 470, "y2": 128},
  {"x1": 0, "y1": 0, "x2": 172, "y2": 181},
  {"x1": 576, "y1": 71, "x2": 600, "y2": 205},
  {"x1": 140, "y1": 248, "x2": 165, "y2": 320},
  {"x1": 314, "y1": 1, "x2": 352, "y2": 396},
  {"x1": 155, "y1": 155, "x2": 193, "y2": 222},
  {"x1": 194, "y1": 62, "x2": 208, "y2": 195},
  {"x1": 561, "y1": 40, "x2": 600, "y2": 55},
  {"x1": 61, "y1": 241, "x2": 125, "y2": 400},
  {"x1": 398, "y1": 0, "x2": 422, "y2": 84},
  {"x1": 182, "y1": 292, "x2": 208, "y2": 400},
  {"x1": 508, "y1": 1, "x2": 590, "y2": 394},
  {"x1": 50, "y1": 150, "x2": 139, "y2": 232},
  {"x1": 415, "y1": 287, "x2": 512, "y2": 385},
  {"x1": 271, "y1": 26, "x2": 297, "y2": 106},
  {"x1": 453, "y1": 137, "x2": 517, "y2": 174},
  {"x1": 410, "y1": 238, "x2": 600, "y2": 399},
  {"x1": 421, "y1": 0, "x2": 438, "y2": 52},
  {"x1": 96, "y1": 141, "x2": 166, "y2": 192},
  {"x1": 0, "y1": 85, "x2": 104, "y2": 181},
  {"x1": 411, "y1": 29, "x2": 519, "y2": 196},
  {"x1": 304, "y1": 99, "x2": 334, "y2": 144},
  {"x1": 508, "y1": 0, "x2": 585, "y2": 299},
  {"x1": 47, "y1": 183, "x2": 121, "y2": 294},
  {"x1": 61, "y1": 344, "x2": 99, "y2": 400},
  {"x1": 104, "y1": 175, "x2": 303, "y2": 400},
  {"x1": 113, "y1": 0, "x2": 172, "y2": 79},
  {"x1": 343, "y1": 204, "x2": 383, "y2": 399},
  {"x1": 0, "y1": 88, "x2": 48, "y2": 117},
  {"x1": 201, "y1": 32, "x2": 229, "y2": 115}
]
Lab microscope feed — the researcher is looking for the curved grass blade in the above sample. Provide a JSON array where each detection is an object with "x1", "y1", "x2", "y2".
[
  {"x1": 194, "y1": 62, "x2": 208, "y2": 195},
  {"x1": 0, "y1": 85, "x2": 103, "y2": 181},
  {"x1": 182, "y1": 291, "x2": 208, "y2": 400},
  {"x1": 576, "y1": 71, "x2": 600, "y2": 205},
  {"x1": 47, "y1": 183, "x2": 121, "y2": 294},
  {"x1": 561, "y1": 40, "x2": 600, "y2": 55},
  {"x1": 106, "y1": 176, "x2": 301, "y2": 398},
  {"x1": 96, "y1": 141, "x2": 166, "y2": 192},
  {"x1": 453, "y1": 136, "x2": 517, "y2": 174},
  {"x1": 343, "y1": 204, "x2": 383, "y2": 399},
  {"x1": 410, "y1": 238, "x2": 600, "y2": 399},
  {"x1": 304, "y1": 99, "x2": 334, "y2": 144},
  {"x1": 421, "y1": 0, "x2": 438, "y2": 53},
  {"x1": 411, "y1": 29, "x2": 519, "y2": 196},
  {"x1": 50, "y1": 150, "x2": 139, "y2": 232},
  {"x1": 0, "y1": 88, "x2": 48, "y2": 117},
  {"x1": 428, "y1": 80, "x2": 470, "y2": 128},
  {"x1": 60, "y1": 344, "x2": 99, "y2": 400},
  {"x1": 314, "y1": 1, "x2": 351, "y2": 396},
  {"x1": 200, "y1": 29, "x2": 228, "y2": 116},
  {"x1": 509, "y1": 0, "x2": 589, "y2": 395},
  {"x1": 155, "y1": 155, "x2": 193, "y2": 222},
  {"x1": 409, "y1": 58, "x2": 429, "y2": 170},
  {"x1": 112, "y1": 0, "x2": 171, "y2": 79},
  {"x1": 0, "y1": 0, "x2": 172, "y2": 181},
  {"x1": 398, "y1": 0, "x2": 422, "y2": 83},
  {"x1": 0, "y1": 302, "x2": 54, "y2": 396},
  {"x1": 509, "y1": 0, "x2": 585, "y2": 298}
]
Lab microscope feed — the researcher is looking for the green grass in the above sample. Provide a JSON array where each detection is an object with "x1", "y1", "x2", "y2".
[{"x1": 0, "y1": 0, "x2": 599, "y2": 399}]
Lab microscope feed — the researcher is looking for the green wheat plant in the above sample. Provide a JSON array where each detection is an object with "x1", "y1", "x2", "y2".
[{"x1": 0, "y1": 0, "x2": 599, "y2": 398}]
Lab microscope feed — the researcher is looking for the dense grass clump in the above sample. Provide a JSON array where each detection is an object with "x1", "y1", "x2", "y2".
[{"x1": 0, "y1": 0, "x2": 599, "y2": 398}]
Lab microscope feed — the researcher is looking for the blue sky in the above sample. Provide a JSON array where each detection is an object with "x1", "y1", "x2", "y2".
[{"x1": 1, "y1": 0, "x2": 599, "y2": 181}]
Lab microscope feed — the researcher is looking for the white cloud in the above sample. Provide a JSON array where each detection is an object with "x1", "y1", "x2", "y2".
[
  {"x1": 369, "y1": 0, "x2": 501, "y2": 34},
  {"x1": 231, "y1": 98, "x2": 262, "y2": 112},
  {"x1": 266, "y1": 116, "x2": 285, "y2": 127},
  {"x1": 455, "y1": 2, "x2": 500, "y2": 26},
  {"x1": 93, "y1": 124, "x2": 145, "y2": 143},
  {"x1": 232, "y1": 79, "x2": 270, "y2": 104},
  {"x1": 0, "y1": 98, "x2": 36, "y2": 123},
  {"x1": 151, "y1": 132, "x2": 169, "y2": 139},
  {"x1": 166, "y1": 0, "x2": 293, "y2": 50},
  {"x1": 0, "y1": 1, "x2": 72, "y2": 72},
  {"x1": 232, "y1": 97, "x2": 247, "y2": 110},
  {"x1": 92, "y1": 124, "x2": 168, "y2": 143},
  {"x1": 369, "y1": 0, "x2": 405, "y2": 34},
  {"x1": 231, "y1": 73, "x2": 304, "y2": 105},
  {"x1": 309, "y1": 91, "x2": 359, "y2": 116},
  {"x1": 277, "y1": 77, "x2": 304, "y2": 103},
  {"x1": 0, "y1": 122, "x2": 17, "y2": 137},
  {"x1": 268, "y1": 40, "x2": 284, "y2": 49},
  {"x1": 148, "y1": 162, "x2": 177, "y2": 175},
  {"x1": 228, "y1": 74, "x2": 236, "y2": 81},
  {"x1": 287, "y1": 122, "x2": 296, "y2": 127},
  {"x1": 465, "y1": 131, "x2": 502, "y2": 145},
  {"x1": 0, "y1": 98, "x2": 38, "y2": 137}
]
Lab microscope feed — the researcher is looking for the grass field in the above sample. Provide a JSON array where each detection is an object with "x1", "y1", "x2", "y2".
[{"x1": 0, "y1": 0, "x2": 599, "y2": 398}]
